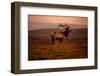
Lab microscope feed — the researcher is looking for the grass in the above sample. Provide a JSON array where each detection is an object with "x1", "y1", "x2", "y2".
[{"x1": 28, "y1": 38, "x2": 87, "y2": 60}]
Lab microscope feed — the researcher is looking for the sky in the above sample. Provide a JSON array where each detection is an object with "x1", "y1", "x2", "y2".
[{"x1": 28, "y1": 15, "x2": 88, "y2": 30}]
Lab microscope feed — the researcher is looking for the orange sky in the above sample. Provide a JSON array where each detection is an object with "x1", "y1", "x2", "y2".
[{"x1": 28, "y1": 15, "x2": 88, "y2": 30}]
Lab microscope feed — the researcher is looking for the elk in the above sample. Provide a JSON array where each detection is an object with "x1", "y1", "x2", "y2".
[{"x1": 51, "y1": 24, "x2": 71, "y2": 45}]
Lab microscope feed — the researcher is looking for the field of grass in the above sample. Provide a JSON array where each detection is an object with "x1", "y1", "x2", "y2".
[{"x1": 28, "y1": 28, "x2": 88, "y2": 60}]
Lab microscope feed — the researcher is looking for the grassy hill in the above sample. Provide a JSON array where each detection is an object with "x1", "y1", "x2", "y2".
[{"x1": 28, "y1": 28, "x2": 88, "y2": 60}]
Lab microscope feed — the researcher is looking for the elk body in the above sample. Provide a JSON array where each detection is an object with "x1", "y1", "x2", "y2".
[{"x1": 51, "y1": 24, "x2": 71, "y2": 45}]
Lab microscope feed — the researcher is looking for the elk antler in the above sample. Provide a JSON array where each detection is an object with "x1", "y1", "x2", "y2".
[
  {"x1": 58, "y1": 23, "x2": 63, "y2": 27},
  {"x1": 58, "y1": 23, "x2": 70, "y2": 29},
  {"x1": 62, "y1": 23, "x2": 70, "y2": 28}
]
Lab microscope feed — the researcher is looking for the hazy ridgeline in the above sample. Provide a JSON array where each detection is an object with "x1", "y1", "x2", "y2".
[{"x1": 29, "y1": 28, "x2": 87, "y2": 44}]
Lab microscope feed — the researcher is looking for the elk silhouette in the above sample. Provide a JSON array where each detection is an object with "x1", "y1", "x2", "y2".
[{"x1": 51, "y1": 24, "x2": 71, "y2": 45}]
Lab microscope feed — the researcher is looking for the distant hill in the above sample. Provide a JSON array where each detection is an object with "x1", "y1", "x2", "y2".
[{"x1": 29, "y1": 28, "x2": 87, "y2": 39}]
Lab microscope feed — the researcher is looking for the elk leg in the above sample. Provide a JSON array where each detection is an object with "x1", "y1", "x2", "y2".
[
  {"x1": 51, "y1": 37, "x2": 55, "y2": 45},
  {"x1": 59, "y1": 38, "x2": 63, "y2": 45}
]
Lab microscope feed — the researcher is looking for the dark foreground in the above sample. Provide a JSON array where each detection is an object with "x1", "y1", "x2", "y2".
[{"x1": 28, "y1": 38, "x2": 88, "y2": 60}]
